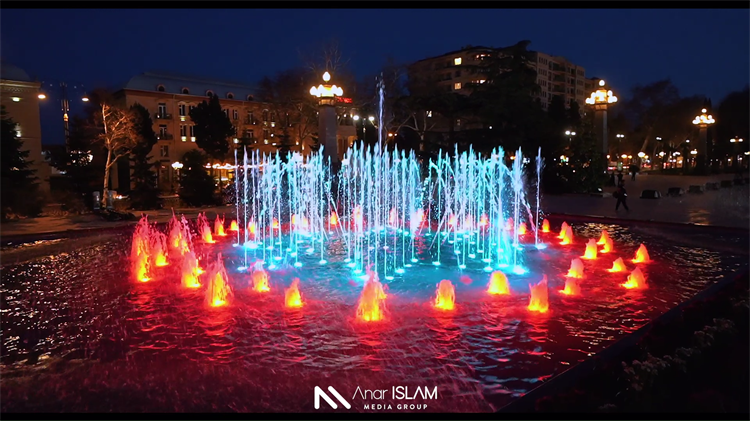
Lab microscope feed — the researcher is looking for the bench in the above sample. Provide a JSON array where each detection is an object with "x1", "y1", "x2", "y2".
[
  {"x1": 640, "y1": 189, "x2": 661, "y2": 199},
  {"x1": 688, "y1": 185, "x2": 705, "y2": 194},
  {"x1": 667, "y1": 187, "x2": 685, "y2": 197},
  {"x1": 705, "y1": 182, "x2": 720, "y2": 191},
  {"x1": 720, "y1": 180, "x2": 733, "y2": 188}
]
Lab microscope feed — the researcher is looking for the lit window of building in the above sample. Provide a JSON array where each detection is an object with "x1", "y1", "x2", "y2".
[
  {"x1": 454, "y1": 57, "x2": 462, "y2": 65},
  {"x1": 454, "y1": 82, "x2": 462, "y2": 90}
]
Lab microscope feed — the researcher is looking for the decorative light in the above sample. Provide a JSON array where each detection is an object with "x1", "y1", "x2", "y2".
[
  {"x1": 621, "y1": 154, "x2": 628, "y2": 159},
  {"x1": 690, "y1": 150, "x2": 697, "y2": 155},
  {"x1": 586, "y1": 80, "x2": 618, "y2": 106},
  {"x1": 171, "y1": 161, "x2": 184, "y2": 170},
  {"x1": 37, "y1": 93, "x2": 46, "y2": 100},
  {"x1": 692, "y1": 109, "x2": 715, "y2": 126},
  {"x1": 730, "y1": 137, "x2": 744, "y2": 143},
  {"x1": 638, "y1": 152, "x2": 645, "y2": 158},
  {"x1": 353, "y1": 115, "x2": 360, "y2": 121},
  {"x1": 82, "y1": 97, "x2": 89, "y2": 102},
  {"x1": 309, "y1": 72, "x2": 343, "y2": 98},
  {"x1": 11, "y1": 97, "x2": 20, "y2": 102}
]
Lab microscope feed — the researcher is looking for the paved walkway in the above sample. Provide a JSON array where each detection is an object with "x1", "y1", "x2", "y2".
[
  {"x1": 543, "y1": 173, "x2": 749, "y2": 228},
  {"x1": 1, "y1": 174, "x2": 747, "y2": 240}
]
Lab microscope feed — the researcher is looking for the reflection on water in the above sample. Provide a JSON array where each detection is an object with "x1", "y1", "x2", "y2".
[{"x1": 1, "y1": 223, "x2": 747, "y2": 412}]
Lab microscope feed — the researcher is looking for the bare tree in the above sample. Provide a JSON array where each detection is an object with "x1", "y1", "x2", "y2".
[
  {"x1": 299, "y1": 38, "x2": 351, "y2": 76},
  {"x1": 97, "y1": 103, "x2": 137, "y2": 205}
]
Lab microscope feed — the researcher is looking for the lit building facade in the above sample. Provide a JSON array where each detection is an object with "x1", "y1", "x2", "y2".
[{"x1": 0, "y1": 62, "x2": 51, "y2": 197}]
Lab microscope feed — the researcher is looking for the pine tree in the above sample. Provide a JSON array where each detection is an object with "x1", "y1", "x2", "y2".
[
  {"x1": 178, "y1": 150, "x2": 218, "y2": 207},
  {"x1": 129, "y1": 103, "x2": 162, "y2": 210},
  {"x1": 1, "y1": 106, "x2": 43, "y2": 219}
]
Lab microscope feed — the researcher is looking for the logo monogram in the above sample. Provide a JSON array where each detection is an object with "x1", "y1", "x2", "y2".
[{"x1": 314, "y1": 386, "x2": 351, "y2": 410}]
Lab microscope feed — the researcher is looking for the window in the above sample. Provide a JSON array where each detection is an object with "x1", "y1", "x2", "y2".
[
  {"x1": 158, "y1": 125, "x2": 167, "y2": 137},
  {"x1": 454, "y1": 57, "x2": 462, "y2": 66},
  {"x1": 232, "y1": 109, "x2": 239, "y2": 120},
  {"x1": 263, "y1": 129, "x2": 269, "y2": 143},
  {"x1": 160, "y1": 145, "x2": 169, "y2": 157},
  {"x1": 178, "y1": 104, "x2": 186, "y2": 116},
  {"x1": 206, "y1": 90, "x2": 214, "y2": 97},
  {"x1": 157, "y1": 85, "x2": 166, "y2": 92},
  {"x1": 262, "y1": 110, "x2": 269, "y2": 121},
  {"x1": 426, "y1": 111, "x2": 432, "y2": 118},
  {"x1": 456, "y1": 119, "x2": 461, "y2": 126},
  {"x1": 182, "y1": 87, "x2": 190, "y2": 95},
  {"x1": 189, "y1": 105, "x2": 195, "y2": 113},
  {"x1": 223, "y1": 109, "x2": 229, "y2": 118},
  {"x1": 180, "y1": 125, "x2": 187, "y2": 137},
  {"x1": 189, "y1": 126, "x2": 195, "y2": 137},
  {"x1": 247, "y1": 111, "x2": 254, "y2": 123},
  {"x1": 158, "y1": 103, "x2": 167, "y2": 116},
  {"x1": 455, "y1": 70, "x2": 461, "y2": 77},
  {"x1": 247, "y1": 94, "x2": 254, "y2": 101},
  {"x1": 244, "y1": 129, "x2": 254, "y2": 139},
  {"x1": 227, "y1": 92, "x2": 234, "y2": 99},
  {"x1": 454, "y1": 82, "x2": 462, "y2": 90}
]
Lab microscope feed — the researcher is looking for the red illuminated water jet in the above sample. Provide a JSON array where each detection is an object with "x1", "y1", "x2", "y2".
[
  {"x1": 181, "y1": 251, "x2": 202, "y2": 289},
  {"x1": 506, "y1": 217, "x2": 514, "y2": 231},
  {"x1": 581, "y1": 238, "x2": 598, "y2": 260},
  {"x1": 329, "y1": 212, "x2": 339, "y2": 226},
  {"x1": 285, "y1": 278, "x2": 303, "y2": 308},
  {"x1": 150, "y1": 230, "x2": 169, "y2": 267},
  {"x1": 229, "y1": 220, "x2": 239, "y2": 232},
  {"x1": 560, "y1": 276, "x2": 581, "y2": 296},
  {"x1": 566, "y1": 258, "x2": 585, "y2": 278},
  {"x1": 622, "y1": 267, "x2": 647, "y2": 289},
  {"x1": 557, "y1": 221, "x2": 569, "y2": 239},
  {"x1": 608, "y1": 257, "x2": 627, "y2": 273},
  {"x1": 198, "y1": 213, "x2": 215, "y2": 244},
  {"x1": 131, "y1": 216, "x2": 152, "y2": 282},
  {"x1": 272, "y1": 218, "x2": 280, "y2": 230},
  {"x1": 251, "y1": 264, "x2": 271, "y2": 293},
  {"x1": 528, "y1": 275, "x2": 549, "y2": 313},
  {"x1": 389, "y1": 208, "x2": 398, "y2": 226},
  {"x1": 356, "y1": 268, "x2": 387, "y2": 322},
  {"x1": 559, "y1": 225, "x2": 574, "y2": 245},
  {"x1": 600, "y1": 236, "x2": 613, "y2": 254},
  {"x1": 597, "y1": 230, "x2": 610, "y2": 245},
  {"x1": 248, "y1": 220, "x2": 257, "y2": 237},
  {"x1": 215, "y1": 215, "x2": 227, "y2": 237},
  {"x1": 479, "y1": 214, "x2": 489, "y2": 227},
  {"x1": 205, "y1": 253, "x2": 233, "y2": 307},
  {"x1": 487, "y1": 271, "x2": 510, "y2": 295},
  {"x1": 542, "y1": 219, "x2": 550, "y2": 233},
  {"x1": 632, "y1": 244, "x2": 650, "y2": 264},
  {"x1": 434, "y1": 280, "x2": 456, "y2": 311},
  {"x1": 518, "y1": 222, "x2": 527, "y2": 235}
]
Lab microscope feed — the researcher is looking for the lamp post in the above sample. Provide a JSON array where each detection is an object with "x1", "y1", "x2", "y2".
[
  {"x1": 692, "y1": 107, "x2": 715, "y2": 172},
  {"x1": 171, "y1": 161, "x2": 183, "y2": 190},
  {"x1": 730, "y1": 137, "x2": 744, "y2": 169},
  {"x1": 615, "y1": 133, "x2": 624, "y2": 158},
  {"x1": 310, "y1": 71, "x2": 344, "y2": 166},
  {"x1": 38, "y1": 81, "x2": 89, "y2": 152},
  {"x1": 586, "y1": 79, "x2": 618, "y2": 164},
  {"x1": 564, "y1": 130, "x2": 576, "y2": 142},
  {"x1": 352, "y1": 115, "x2": 376, "y2": 143}
]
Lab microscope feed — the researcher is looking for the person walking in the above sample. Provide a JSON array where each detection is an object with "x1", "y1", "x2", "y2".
[
  {"x1": 614, "y1": 181, "x2": 630, "y2": 211},
  {"x1": 617, "y1": 171, "x2": 624, "y2": 185}
]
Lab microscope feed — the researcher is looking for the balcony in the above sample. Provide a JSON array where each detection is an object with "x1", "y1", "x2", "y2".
[
  {"x1": 245, "y1": 117, "x2": 259, "y2": 125},
  {"x1": 157, "y1": 133, "x2": 173, "y2": 141},
  {"x1": 155, "y1": 113, "x2": 172, "y2": 120}
]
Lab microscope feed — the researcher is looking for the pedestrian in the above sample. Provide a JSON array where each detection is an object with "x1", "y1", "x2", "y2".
[
  {"x1": 609, "y1": 172, "x2": 616, "y2": 186},
  {"x1": 617, "y1": 171, "x2": 624, "y2": 185},
  {"x1": 614, "y1": 181, "x2": 629, "y2": 211},
  {"x1": 630, "y1": 164, "x2": 638, "y2": 181}
]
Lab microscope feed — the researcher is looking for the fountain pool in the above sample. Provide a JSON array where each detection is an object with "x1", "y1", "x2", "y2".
[{"x1": 1, "y1": 216, "x2": 747, "y2": 413}]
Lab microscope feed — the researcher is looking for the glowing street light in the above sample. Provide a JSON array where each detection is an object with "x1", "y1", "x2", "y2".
[
  {"x1": 692, "y1": 108, "x2": 715, "y2": 127},
  {"x1": 692, "y1": 107, "x2": 715, "y2": 170},
  {"x1": 637, "y1": 152, "x2": 645, "y2": 158},
  {"x1": 730, "y1": 137, "x2": 744, "y2": 143},
  {"x1": 37, "y1": 93, "x2": 47, "y2": 99},
  {"x1": 586, "y1": 79, "x2": 618, "y2": 158},
  {"x1": 310, "y1": 71, "x2": 344, "y2": 164},
  {"x1": 585, "y1": 79, "x2": 618, "y2": 106},
  {"x1": 690, "y1": 150, "x2": 698, "y2": 155}
]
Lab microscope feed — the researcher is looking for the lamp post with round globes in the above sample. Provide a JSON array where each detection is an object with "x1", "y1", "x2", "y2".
[
  {"x1": 586, "y1": 79, "x2": 618, "y2": 163},
  {"x1": 171, "y1": 161, "x2": 184, "y2": 192},
  {"x1": 352, "y1": 115, "x2": 376, "y2": 144},
  {"x1": 692, "y1": 107, "x2": 715, "y2": 172},
  {"x1": 310, "y1": 71, "x2": 344, "y2": 166}
]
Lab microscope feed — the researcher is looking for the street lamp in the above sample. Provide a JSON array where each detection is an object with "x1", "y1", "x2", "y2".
[
  {"x1": 310, "y1": 71, "x2": 344, "y2": 164},
  {"x1": 730, "y1": 137, "x2": 744, "y2": 169},
  {"x1": 692, "y1": 107, "x2": 715, "y2": 171},
  {"x1": 586, "y1": 79, "x2": 618, "y2": 160},
  {"x1": 38, "y1": 81, "x2": 90, "y2": 151},
  {"x1": 171, "y1": 161, "x2": 183, "y2": 192}
]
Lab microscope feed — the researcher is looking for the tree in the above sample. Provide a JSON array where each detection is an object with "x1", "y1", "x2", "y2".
[
  {"x1": 189, "y1": 94, "x2": 234, "y2": 163},
  {"x1": 128, "y1": 103, "x2": 162, "y2": 210},
  {"x1": 95, "y1": 101, "x2": 138, "y2": 206},
  {"x1": 1, "y1": 106, "x2": 43, "y2": 219},
  {"x1": 178, "y1": 150, "x2": 218, "y2": 207},
  {"x1": 567, "y1": 99, "x2": 582, "y2": 128},
  {"x1": 715, "y1": 87, "x2": 749, "y2": 161},
  {"x1": 555, "y1": 120, "x2": 607, "y2": 193},
  {"x1": 620, "y1": 79, "x2": 680, "y2": 153},
  {"x1": 256, "y1": 67, "x2": 318, "y2": 150}
]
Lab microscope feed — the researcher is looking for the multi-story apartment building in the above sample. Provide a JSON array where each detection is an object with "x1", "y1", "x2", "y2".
[
  {"x1": 407, "y1": 44, "x2": 589, "y2": 113},
  {"x1": 0, "y1": 61, "x2": 51, "y2": 198},
  {"x1": 114, "y1": 71, "x2": 357, "y2": 192}
]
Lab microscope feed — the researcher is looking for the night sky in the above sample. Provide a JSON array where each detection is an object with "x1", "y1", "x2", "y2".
[{"x1": 2, "y1": 8, "x2": 748, "y2": 145}]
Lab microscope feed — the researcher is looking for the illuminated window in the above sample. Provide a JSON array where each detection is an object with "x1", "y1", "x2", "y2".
[
  {"x1": 454, "y1": 57, "x2": 462, "y2": 66},
  {"x1": 426, "y1": 111, "x2": 432, "y2": 118},
  {"x1": 180, "y1": 125, "x2": 187, "y2": 137},
  {"x1": 178, "y1": 104, "x2": 186, "y2": 116},
  {"x1": 189, "y1": 126, "x2": 195, "y2": 137},
  {"x1": 454, "y1": 82, "x2": 462, "y2": 90}
]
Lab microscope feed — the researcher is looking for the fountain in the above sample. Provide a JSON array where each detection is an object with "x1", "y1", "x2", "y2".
[
  {"x1": 528, "y1": 275, "x2": 549, "y2": 313},
  {"x1": 356, "y1": 267, "x2": 387, "y2": 322},
  {"x1": 285, "y1": 278, "x2": 304, "y2": 308},
  {"x1": 434, "y1": 280, "x2": 456, "y2": 311},
  {"x1": 581, "y1": 239, "x2": 598, "y2": 260},
  {"x1": 632, "y1": 244, "x2": 651, "y2": 263},
  {"x1": 608, "y1": 257, "x2": 627, "y2": 273},
  {"x1": 205, "y1": 253, "x2": 232, "y2": 307},
  {"x1": 487, "y1": 270, "x2": 511, "y2": 295},
  {"x1": 623, "y1": 267, "x2": 647, "y2": 289},
  {"x1": 566, "y1": 258, "x2": 585, "y2": 278}
]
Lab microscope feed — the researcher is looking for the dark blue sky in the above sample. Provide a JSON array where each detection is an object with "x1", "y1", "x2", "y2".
[{"x1": 2, "y1": 8, "x2": 748, "y2": 145}]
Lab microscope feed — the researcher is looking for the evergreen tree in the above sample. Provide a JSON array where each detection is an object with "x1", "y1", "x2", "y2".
[
  {"x1": 561, "y1": 121, "x2": 607, "y2": 193},
  {"x1": 0, "y1": 106, "x2": 43, "y2": 219},
  {"x1": 567, "y1": 99, "x2": 582, "y2": 128},
  {"x1": 128, "y1": 103, "x2": 162, "y2": 210},
  {"x1": 178, "y1": 150, "x2": 218, "y2": 207},
  {"x1": 189, "y1": 94, "x2": 234, "y2": 163}
]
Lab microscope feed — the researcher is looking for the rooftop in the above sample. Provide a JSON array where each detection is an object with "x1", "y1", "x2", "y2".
[
  {"x1": 0, "y1": 61, "x2": 33, "y2": 82},
  {"x1": 123, "y1": 71, "x2": 258, "y2": 100}
]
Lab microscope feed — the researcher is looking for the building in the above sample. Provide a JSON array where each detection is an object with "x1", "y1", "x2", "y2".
[
  {"x1": 408, "y1": 45, "x2": 589, "y2": 112},
  {"x1": 0, "y1": 61, "x2": 51, "y2": 197},
  {"x1": 114, "y1": 71, "x2": 358, "y2": 192}
]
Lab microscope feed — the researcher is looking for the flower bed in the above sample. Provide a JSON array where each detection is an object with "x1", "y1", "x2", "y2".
[{"x1": 530, "y1": 270, "x2": 749, "y2": 413}]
